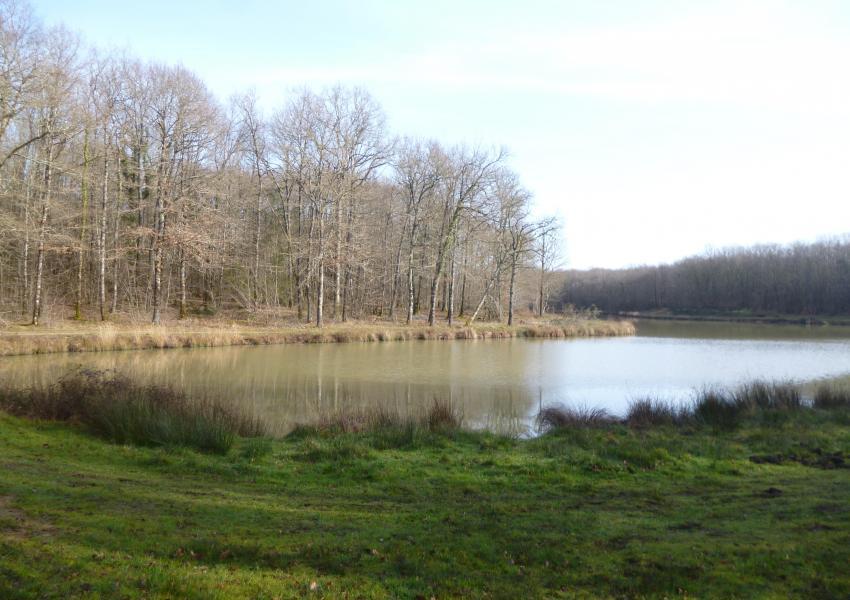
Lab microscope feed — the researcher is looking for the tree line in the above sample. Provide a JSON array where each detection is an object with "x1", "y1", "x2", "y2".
[
  {"x1": 560, "y1": 239, "x2": 850, "y2": 316},
  {"x1": 0, "y1": 0, "x2": 561, "y2": 327}
]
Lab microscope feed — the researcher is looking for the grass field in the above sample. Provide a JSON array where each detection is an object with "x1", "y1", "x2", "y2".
[{"x1": 1, "y1": 397, "x2": 849, "y2": 598}]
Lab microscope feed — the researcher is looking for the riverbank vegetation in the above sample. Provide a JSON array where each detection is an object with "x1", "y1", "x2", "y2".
[
  {"x1": 1, "y1": 376, "x2": 849, "y2": 597},
  {"x1": 0, "y1": 0, "x2": 563, "y2": 332},
  {"x1": 0, "y1": 316, "x2": 634, "y2": 357},
  {"x1": 0, "y1": 370, "x2": 265, "y2": 453},
  {"x1": 561, "y1": 238, "x2": 850, "y2": 318}
]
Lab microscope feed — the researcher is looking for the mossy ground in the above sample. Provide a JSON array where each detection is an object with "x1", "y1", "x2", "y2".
[{"x1": 1, "y1": 410, "x2": 849, "y2": 598}]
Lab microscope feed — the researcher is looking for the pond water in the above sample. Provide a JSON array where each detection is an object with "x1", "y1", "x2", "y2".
[{"x1": 2, "y1": 320, "x2": 850, "y2": 435}]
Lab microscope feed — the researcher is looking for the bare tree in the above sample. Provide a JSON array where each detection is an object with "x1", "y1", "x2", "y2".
[
  {"x1": 427, "y1": 146, "x2": 504, "y2": 326},
  {"x1": 0, "y1": 3, "x2": 554, "y2": 328},
  {"x1": 393, "y1": 138, "x2": 442, "y2": 323}
]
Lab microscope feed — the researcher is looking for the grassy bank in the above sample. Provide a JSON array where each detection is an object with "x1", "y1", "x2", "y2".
[
  {"x1": 0, "y1": 318, "x2": 634, "y2": 357},
  {"x1": 1, "y1": 381, "x2": 849, "y2": 598}
]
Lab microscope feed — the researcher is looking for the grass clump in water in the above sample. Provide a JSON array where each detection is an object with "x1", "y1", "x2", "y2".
[{"x1": 0, "y1": 369, "x2": 264, "y2": 454}]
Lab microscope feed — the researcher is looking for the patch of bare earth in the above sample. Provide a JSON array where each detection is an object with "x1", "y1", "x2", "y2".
[{"x1": 0, "y1": 495, "x2": 56, "y2": 540}]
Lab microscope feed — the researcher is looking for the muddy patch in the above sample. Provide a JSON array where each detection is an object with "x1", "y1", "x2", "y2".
[{"x1": 0, "y1": 495, "x2": 56, "y2": 540}]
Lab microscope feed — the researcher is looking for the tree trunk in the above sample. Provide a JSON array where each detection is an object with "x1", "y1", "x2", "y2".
[
  {"x1": 179, "y1": 250, "x2": 187, "y2": 319},
  {"x1": 111, "y1": 146, "x2": 122, "y2": 314},
  {"x1": 32, "y1": 142, "x2": 53, "y2": 326},
  {"x1": 389, "y1": 232, "x2": 403, "y2": 319},
  {"x1": 253, "y1": 172, "x2": 262, "y2": 308},
  {"x1": 508, "y1": 254, "x2": 517, "y2": 326},
  {"x1": 447, "y1": 247, "x2": 456, "y2": 325},
  {"x1": 333, "y1": 197, "x2": 342, "y2": 319},
  {"x1": 75, "y1": 131, "x2": 89, "y2": 320},
  {"x1": 405, "y1": 222, "x2": 417, "y2": 324},
  {"x1": 99, "y1": 155, "x2": 109, "y2": 321},
  {"x1": 316, "y1": 216, "x2": 324, "y2": 328},
  {"x1": 151, "y1": 142, "x2": 166, "y2": 325},
  {"x1": 21, "y1": 146, "x2": 36, "y2": 316},
  {"x1": 538, "y1": 252, "x2": 545, "y2": 317}
]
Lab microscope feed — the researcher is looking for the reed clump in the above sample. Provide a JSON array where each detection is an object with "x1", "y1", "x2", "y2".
[
  {"x1": 542, "y1": 381, "x2": 828, "y2": 434},
  {"x1": 813, "y1": 385, "x2": 850, "y2": 410},
  {"x1": 691, "y1": 388, "x2": 743, "y2": 431},
  {"x1": 0, "y1": 370, "x2": 264, "y2": 453},
  {"x1": 301, "y1": 398, "x2": 463, "y2": 436},
  {"x1": 732, "y1": 381, "x2": 803, "y2": 411},
  {"x1": 536, "y1": 404, "x2": 616, "y2": 432},
  {"x1": 690, "y1": 381, "x2": 803, "y2": 430},
  {"x1": 625, "y1": 398, "x2": 689, "y2": 428}
]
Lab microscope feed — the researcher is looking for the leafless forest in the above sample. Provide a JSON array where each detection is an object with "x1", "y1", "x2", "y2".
[
  {"x1": 561, "y1": 240, "x2": 850, "y2": 316},
  {"x1": 0, "y1": 0, "x2": 561, "y2": 328}
]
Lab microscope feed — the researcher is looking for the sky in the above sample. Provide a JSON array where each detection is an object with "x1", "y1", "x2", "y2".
[{"x1": 29, "y1": 0, "x2": 850, "y2": 269}]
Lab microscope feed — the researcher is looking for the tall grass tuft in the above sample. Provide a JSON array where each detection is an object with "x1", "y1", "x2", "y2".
[
  {"x1": 300, "y1": 398, "x2": 463, "y2": 436},
  {"x1": 626, "y1": 398, "x2": 688, "y2": 428},
  {"x1": 535, "y1": 404, "x2": 616, "y2": 432},
  {"x1": 691, "y1": 388, "x2": 742, "y2": 430},
  {"x1": 425, "y1": 398, "x2": 463, "y2": 431},
  {"x1": 813, "y1": 385, "x2": 850, "y2": 410},
  {"x1": 732, "y1": 381, "x2": 802, "y2": 411},
  {"x1": 0, "y1": 370, "x2": 265, "y2": 453}
]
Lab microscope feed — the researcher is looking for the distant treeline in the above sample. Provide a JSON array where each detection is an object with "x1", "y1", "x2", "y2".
[{"x1": 559, "y1": 239, "x2": 850, "y2": 316}]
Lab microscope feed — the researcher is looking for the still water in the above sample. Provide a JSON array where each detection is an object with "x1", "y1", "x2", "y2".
[{"x1": 2, "y1": 320, "x2": 850, "y2": 435}]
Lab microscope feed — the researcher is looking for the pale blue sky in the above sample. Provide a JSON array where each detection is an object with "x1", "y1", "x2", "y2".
[{"x1": 31, "y1": 0, "x2": 850, "y2": 269}]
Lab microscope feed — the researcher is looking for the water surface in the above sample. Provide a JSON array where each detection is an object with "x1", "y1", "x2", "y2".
[{"x1": 2, "y1": 320, "x2": 850, "y2": 435}]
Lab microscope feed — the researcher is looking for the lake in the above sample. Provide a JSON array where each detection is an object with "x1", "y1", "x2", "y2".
[{"x1": 2, "y1": 320, "x2": 850, "y2": 435}]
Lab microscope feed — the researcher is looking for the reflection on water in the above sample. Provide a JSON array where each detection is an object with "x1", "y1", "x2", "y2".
[{"x1": 1, "y1": 321, "x2": 850, "y2": 435}]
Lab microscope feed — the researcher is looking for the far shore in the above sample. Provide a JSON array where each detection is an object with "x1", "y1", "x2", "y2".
[
  {"x1": 608, "y1": 310, "x2": 850, "y2": 327},
  {"x1": 0, "y1": 313, "x2": 635, "y2": 358}
]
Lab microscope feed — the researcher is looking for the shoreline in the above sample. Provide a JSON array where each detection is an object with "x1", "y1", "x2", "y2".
[
  {"x1": 0, "y1": 318, "x2": 635, "y2": 358},
  {"x1": 608, "y1": 310, "x2": 850, "y2": 326}
]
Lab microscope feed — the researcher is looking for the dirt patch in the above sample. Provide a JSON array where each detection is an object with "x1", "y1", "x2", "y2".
[
  {"x1": 669, "y1": 521, "x2": 702, "y2": 531},
  {"x1": 749, "y1": 449, "x2": 847, "y2": 469},
  {"x1": 758, "y1": 487, "x2": 784, "y2": 499},
  {"x1": 0, "y1": 495, "x2": 56, "y2": 540}
]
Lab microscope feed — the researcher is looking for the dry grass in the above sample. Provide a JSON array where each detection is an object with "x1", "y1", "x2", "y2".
[{"x1": 0, "y1": 318, "x2": 635, "y2": 357}]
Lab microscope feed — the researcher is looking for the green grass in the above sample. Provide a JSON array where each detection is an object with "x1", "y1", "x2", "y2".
[{"x1": 1, "y1": 406, "x2": 849, "y2": 598}]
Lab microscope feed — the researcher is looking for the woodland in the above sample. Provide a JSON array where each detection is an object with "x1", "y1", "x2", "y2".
[{"x1": 0, "y1": 0, "x2": 560, "y2": 329}]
